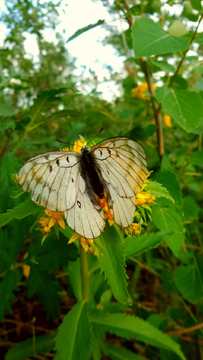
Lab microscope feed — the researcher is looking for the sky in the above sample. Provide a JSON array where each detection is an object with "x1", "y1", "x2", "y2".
[{"x1": 0, "y1": 0, "x2": 203, "y2": 101}]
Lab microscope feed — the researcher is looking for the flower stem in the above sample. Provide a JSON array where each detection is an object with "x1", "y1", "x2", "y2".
[{"x1": 80, "y1": 245, "x2": 89, "y2": 302}]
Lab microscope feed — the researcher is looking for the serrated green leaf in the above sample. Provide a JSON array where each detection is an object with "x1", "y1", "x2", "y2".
[
  {"x1": 0, "y1": 271, "x2": 20, "y2": 321},
  {"x1": 152, "y1": 171, "x2": 181, "y2": 206},
  {"x1": 55, "y1": 301, "x2": 93, "y2": 360},
  {"x1": 0, "y1": 200, "x2": 42, "y2": 228},
  {"x1": 91, "y1": 313, "x2": 186, "y2": 360},
  {"x1": 145, "y1": 179, "x2": 175, "y2": 203},
  {"x1": 125, "y1": 231, "x2": 171, "y2": 258},
  {"x1": 188, "y1": 150, "x2": 203, "y2": 166},
  {"x1": 67, "y1": 20, "x2": 105, "y2": 42},
  {"x1": 26, "y1": 264, "x2": 63, "y2": 319},
  {"x1": 174, "y1": 258, "x2": 203, "y2": 303},
  {"x1": 132, "y1": 18, "x2": 189, "y2": 58},
  {"x1": 151, "y1": 205, "x2": 183, "y2": 232},
  {"x1": 94, "y1": 223, "x2": 131, "y2": 306},
  {"x1": 102, "y1": 343, "x2": 144, "y2": 360},
  {"x1": 27, "y1": 235, "x2": 77, "y2": 271},
  {"x1": 155, "y1": 88, "x2": 203, "y2": 132},
  {"x1": 5, "y1": 333, "x2": 56, "y2": 360}
]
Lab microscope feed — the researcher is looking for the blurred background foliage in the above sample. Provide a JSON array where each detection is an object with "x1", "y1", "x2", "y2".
[{"x1": 0, "y1": 0, "x2": 203, "y2": 359}]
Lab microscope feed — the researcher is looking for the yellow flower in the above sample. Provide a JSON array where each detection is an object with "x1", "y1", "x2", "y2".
[
  {"x1": 68, "y1": 233, "x2": 94, "y2": 253},
  {"x1": 97, "y1": 191, "x2": 114, "y2": 226},
  {"x1": 163, "y1": 114, "x2": 172, "y2": 127},
  {"x1": 45, "y1": 210, "x2": 66, "y2": 229},
  {"x1": 73, "y1": 138, "x2": 87, "y2": 153},
  {"x1": 131, "y1": 82, "x2": 157, "y2": 100}
]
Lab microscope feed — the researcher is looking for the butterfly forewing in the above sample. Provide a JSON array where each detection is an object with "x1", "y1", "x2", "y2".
[{"x1": 18, "y1": 151, "x2": 81, "y2": 212}]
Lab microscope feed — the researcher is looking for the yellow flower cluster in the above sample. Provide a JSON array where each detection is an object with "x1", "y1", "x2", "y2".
[{"x1": 131, "y1": 82, "x2": 157, "y2": 100}]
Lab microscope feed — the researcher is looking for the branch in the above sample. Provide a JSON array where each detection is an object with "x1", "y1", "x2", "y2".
[
  {"x1": 140, "y1": 58, "x2": 164, "y2": 158},
  {"x1": 169, "y1": 14, "x2": 203, "y2": 88}
]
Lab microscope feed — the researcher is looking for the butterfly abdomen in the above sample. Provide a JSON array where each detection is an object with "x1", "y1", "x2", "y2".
[{"x1": 80, "y1": 147, "x2": 104, "y2": 199}]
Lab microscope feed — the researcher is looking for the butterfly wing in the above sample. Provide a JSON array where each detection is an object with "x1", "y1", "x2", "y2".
[
  {"x1": 65, "y1": 174, "x2": 105, "y2": 239},
  {"x1": 18, "y1": 151, "x2": 81, "y2": 212},
  {"x1": 18, "y1": 150, "x2": 105, "y2": 238},
  {"x1": 91, "y1": 137, "x2": 148, "y2": 228}
]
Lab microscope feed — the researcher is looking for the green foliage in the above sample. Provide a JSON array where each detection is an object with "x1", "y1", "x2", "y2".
[
  {"x1": 1, "y1": 1, "x2": 203, "y2": 359},
  {"x1": 132, "y1": 18, "x2": 189, "y2": 57},
  {"x1": 91, "y1": 312, "x2": 186, "y2": 360},
  {"x1": 0, "y1": 271, "x2": 20, "y2": 321},
  {"x1": 55, "y1": 301, "x2": 93, "y2": 360},
  {"x1": 95, "y1": 224, "x2": 131, "y2": 306},
  {"x1": 5, "y1": 333, "x2": 56, "y2": 360},
  {"x1": 26, "y1": 263, "x2": 63, "y2": 319}
]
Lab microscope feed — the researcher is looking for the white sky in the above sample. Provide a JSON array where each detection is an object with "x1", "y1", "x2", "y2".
[{"x1": 0, "y1": 0, "x2": 203, "y2": 101}]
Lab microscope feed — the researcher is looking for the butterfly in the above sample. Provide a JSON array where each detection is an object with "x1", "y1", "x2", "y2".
[{"x1": 18, "y1": 137, "x2": 148, "y2": 239}]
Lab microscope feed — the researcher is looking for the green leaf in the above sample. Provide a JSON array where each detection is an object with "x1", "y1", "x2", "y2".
[
  {"x1": 168, "y1": 20, "x2": 188, "y2": 37},
  {"x1": 5, "y1": 333, "x2": 56, "y2": 360},
  {"x1": 152, "y1": 171, "x2": 181, "y2": 206},
  {"x1": 125, "y1": 231, "x2": 171, "y2": 258},
  {"x1": 0, "y1": 200, "x2": 42, "y2": 228},
  {"x1": 174, "y1": 258, "x2": 203, "y2": 303},
  {"x1": 145, "y1": 179, "x2": 175, "y2": 203},
  {"x1": 150, "y1": 59, "x2": 175, "y2": 73},
  {"x1": 91, "y1": 313, "x2": 186, "y2": 360},
  {"x1": 18, "y1": 88, "x2": 67, "y2": 133},
  {"x1": 190, "y1": 0, "x2": 202, "y2": 10},
  {"x1": 164, "y1": 233, "x2": 185, "y2": 257},
  {"x1": 68, "y1": 257, "x2": 83, "y2": 302},
  {"x1": 0, "y1": 100, "x2": 18, "y2": 117},
  {"x1": 55, "y1": 301, "x2": 93, "y2": 360},
  {"x1": 27, "y1": 235, "x2": 77, "y2": 270},
  {"x1": 0, "y1": 271, "x2": 20, "y2": 321},
  {"x1": 26, "y1": 264, "x2": 63, "y2": 319},
  {"x1": 155, "y1": 88, "x2": 203, "y2": 132},
  {"x1": 182, "y1": 196, "x2": 199, "y2": 221},
  {"x1": 151, "y1": 205, "x2": 183, "y2": 232},
  {"x1": 67, "y1": 20, "x2": 105, "y2": 42},
  {"x1": 188, "y1": 150, "x2": 203, "y2": 166},
  {"x1": 132, "y1": 18, "x2": 189, "y2": 58},
  {"x1": 94, "y1": 223, "x2": 131, "y2": 306},
  {"x1": 102, "y1": 343, "x2": 144, "y2": 360}
]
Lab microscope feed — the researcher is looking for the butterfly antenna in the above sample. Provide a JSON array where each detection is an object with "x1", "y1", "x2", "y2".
[{"x1": 87, "y1": 128, "x2": 104, "y2": 146}]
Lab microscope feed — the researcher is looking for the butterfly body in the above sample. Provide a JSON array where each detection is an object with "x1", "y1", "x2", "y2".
[
  {"x1": 18, "y1": 137, "x2": 148, "y2": 239},
  {"x1": 79, "y1": 146, "x2": 104, "y2": 200}
]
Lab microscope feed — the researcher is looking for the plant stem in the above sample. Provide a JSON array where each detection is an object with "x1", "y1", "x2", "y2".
[
  {"x1": 169, "y1": 14, "x2": 203, "y2": 88},
  {"x1": 140, "y1": 58, "x2": 164, "y2": 158},
  {"x1": 80, "y1": 245, "x2": 89, "y2": 302}
]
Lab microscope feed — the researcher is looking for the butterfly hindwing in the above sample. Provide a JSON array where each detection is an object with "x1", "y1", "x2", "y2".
[{"x1": 65, "y1": 174, "x2": 105, "y2": 239}]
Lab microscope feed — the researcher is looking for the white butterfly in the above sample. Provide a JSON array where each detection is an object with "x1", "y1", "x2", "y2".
[{"x1": 18, "y1": 137, "x2": 148, "y2": 239}]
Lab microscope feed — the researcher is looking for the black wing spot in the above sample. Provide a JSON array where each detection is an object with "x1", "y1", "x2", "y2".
[
  {"x1": 72, "y1": 178, "x2": 74, "y2": 183},
  {"x1": 108, "y1": 149, "x2": 111, "y2": 155},
  {"x1": 99, "y1": 149, "x2": 102, "y2": 156},
  {"x1": 56, "y1": 159, "x2": 60, "y2": 166},
  {"x1": 107, "y1": 170, "x2": 110, "y2": 175},
  {"x1": 45, "y1": 155, "x2": 49, "y2": 160},
  {"x1": 66, "y1": 156, "x2": 69, "y2": 162},
  {"x1": 49, "y1": 165, "x2": 53, "y2": 173},
  {"x1": 77, "y1": 201, "x2": 81, "y2": 208}
]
